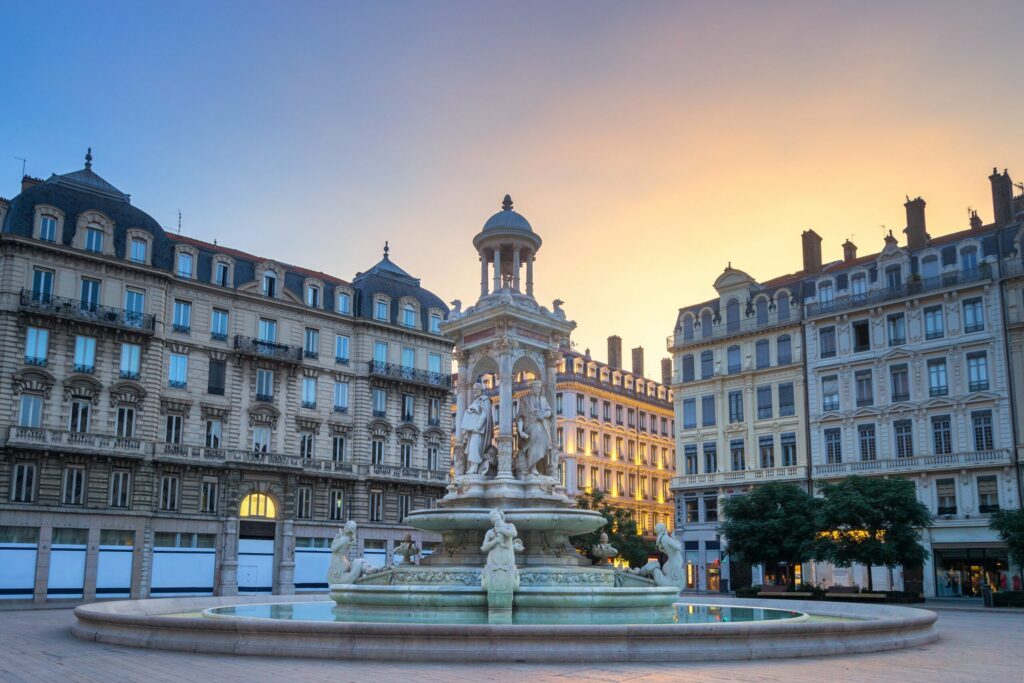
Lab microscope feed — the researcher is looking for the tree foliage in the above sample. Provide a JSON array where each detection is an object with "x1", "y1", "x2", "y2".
[
  {"x1": 574, "y1": 490, "x2": 654, "y2": 568},
  {"x1": 719, "y1": 482, "x2": 819, "y2": 588},
  {"x1": 989, "y1": 507, "x2": 1024, "y2": 568},
  {"x1": 814, "y1": 476, "x2": 932, "y2": 591}
]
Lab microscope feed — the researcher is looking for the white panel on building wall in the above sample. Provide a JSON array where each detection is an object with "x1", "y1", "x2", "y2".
[
  {"x1": 238, "y1": 539, "x2": 274, "y2": 594},
  {"x1": 294, "y1": 548, "x2": 330, "y2": 591},
  {"x1": 0, "y1": 545, "x2": 37, "y2": 600},
  {"x1": 151, "y1": 549, "x2": 215, "y2": 596},
  {"x1": 96, "y1": 546, "x2": 134, "y2": 598},
  {"x1": 47, "y1": 546, "x2": 87, "y2": 599}
]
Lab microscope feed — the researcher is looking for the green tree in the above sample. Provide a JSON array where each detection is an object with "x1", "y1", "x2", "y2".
[
  {"x1": 989, "y1": 507, "x2": 1024, "y2": 570},
  {"x1": 815, "y1": 476, "x2": 932, "y2": 592},
  {"x1": 574, "y1": 490, "x2": 654, "y2": 568},
  {"x1": 719, "y1": 482, "x2": 819, "y2": 589}
]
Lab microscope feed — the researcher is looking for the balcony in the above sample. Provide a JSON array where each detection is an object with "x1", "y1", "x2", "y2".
[
  {"x1": 24, "y1": 356, "x2": 47, "y2": 367},
  {"x1": 335, "y1": 356, "x2": 350, "y2": 365},
  {"x1": 364, "y1": 463, "x2": 450, "y2": 485},
  {"x1": 813, "y1": 449, "x2": 1011, "y2": 478},
  {"x1": 367, "y1": 361, "x2": 452, "y2": 389},
  {"x1": 18, "y1": 290, "x2": 156, "y2": 333},
  {"x1": 667, "y1": 313, "x2": 797, "y2": 350},
  {"x1": 6, "y1": 426, "x2": 145, "y2": 459},
  {"x1": 555, "y1": 372, "x2": 671, "y2": 409},
  {"x1": 805, "y1": 265, "x2": 992, "y2": 318},
  {"x1": 672, "y1": 465, "x2": 806, "y2": 488},
  {"x1": 234, "y1": 335, "x2": 303, "y2": 365}
]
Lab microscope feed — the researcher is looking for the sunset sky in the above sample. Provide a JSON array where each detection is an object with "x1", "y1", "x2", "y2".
[{"x1": 2, "y1": 1, "x2": 1022, "y2": 374}]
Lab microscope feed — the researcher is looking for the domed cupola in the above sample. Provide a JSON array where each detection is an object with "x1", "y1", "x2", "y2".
[{"x1": 473, "y1": 195, "x2": 543, "y2": 300}]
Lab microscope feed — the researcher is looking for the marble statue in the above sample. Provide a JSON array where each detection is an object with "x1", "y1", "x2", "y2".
[
  {"x1": 327, "y1": 520, "x2": 375, "y2": 585},
  {"x1": 448, "y1": 299, "x2": 462, "y2": 320},
  {"x1": 395, "y1": 533, "x2": 421, "y2": 565},
  {"x1": 551, "y1": 299, "x2": 566, "y2": 320},
  {"x1": 516, "y1": 381, "x2": 553, "y2": 476},
  {"x1": 637, "y1": 523, "x2": 685, "y2": 590},
  {"x1": 591, "y1": 532, "x2": 618, "y2": 566},
  {"x1": 460, "y1": 383, "x2": 494, "y2": 476},
  {"x1": 480, "y1": 509, "x2": 524, "y2": 622}
]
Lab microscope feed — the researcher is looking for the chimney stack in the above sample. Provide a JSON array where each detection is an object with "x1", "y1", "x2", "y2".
[
  {"x1": 991, "y1": 168, "x2": 1014, "y2": 226},
  {"x1": 631, "y1": 347, "x2": 644, "y2": 377},
  {"x1": 903, "y1": 196, "x2": 929, "y2": 250},
  {"x1": 970, "y1": 210, "x2": 983, "y2": 230},
  {"x1": 21, "y1": 176, "x2": 42, "y2": 193},
  {"x1": 801, "y1": 230, "x2": 822, "y2": 274},
  {"x1": 842, "y1": 239, "x2": 857, "y2": 263},
  {"x1": 607, "y1": 335, "x2": 622, "y2": 370},
  {"x1": 661, "y1": 357, "x2": 672, "y2": 386}
]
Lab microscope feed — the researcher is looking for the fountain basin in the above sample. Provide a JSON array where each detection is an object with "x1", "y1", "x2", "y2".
[{"x1": 405, "y1": 507, "x2": 606, "y2": 534}]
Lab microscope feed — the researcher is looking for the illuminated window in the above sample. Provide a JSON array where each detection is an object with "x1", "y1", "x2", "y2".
[{"x1": 239, "y1": 492, "x2": 277, "y2": 519}]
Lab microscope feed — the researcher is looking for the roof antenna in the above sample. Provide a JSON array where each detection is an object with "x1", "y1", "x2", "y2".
[
  {"x1": 14, "y1": 156, "x2": 26, "y2": 178},
  {"x1": 383, "y1": 240, "x2": 389, "y2": 259},
  {"x1": 85, "y1": 147, "x2": 92, "y2": 171},
  {"x1": 177, "y1": 210, "x2": 182, "y2": 235}
]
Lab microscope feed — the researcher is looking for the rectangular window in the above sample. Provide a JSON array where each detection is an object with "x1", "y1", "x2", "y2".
[
  {"x1": 756, "y1": 385, "x2": 772, "y2": 419},
  {"x1": 159, "y1": 476, "x2": 179, "y2": 511},
  {"x1": 169, "y1": 353, "x2": 188, "y2": 388},
  {"x1": 972, "y1": 410, "x2": 994, "y2": 451},
  {"x1": 427, "y1": 446, "x2": 438, "y2": 470},
  {"x1": 822, "y1": 375, "x2": 840, "y2": 412},
  {"x1": 300, "y1": 432, "x2": 315, "y2": 459},
  {"x1": 176, "y1": 252, "x2": 193, "y2": 278},
  {"x1": 306, "y1": 285, "x2": 321, "y2": 308},
  {"x1": 682, "y1": 399, "x2": 696, "y2": 429},
  {"x1": 398, "y1": 494, "x2": 411, "y2": 521},
  {"x1": 967, "y1": 352, "x2": 989, "y2": 391},
  {"x1": 603, "y1": 401, "x2": 611, "y2": 421},
  {"x1": 61, "y1": 466, "x2": 84, "y2": 505},
  {"x1": 201, "y1": 479, "x2": 218, "y2": 513},
  {"x1": 400, "y1": 443, "x2": 412, "y2": 468},
  {"x1": 430, "y1": 313, "x2": 441, "y2": 333},
  {"x1": 19, "y1": 394, "x2": 43, "y2": 428},
  {"x1": 700, "y1": 352, "x2": 713, "y2": 379},
  {"x1": 858, "y1": 424, "x2": 877, "y2": 461},
  {"x1": 371, "y1": 439, "x2": 384, "y2": 465},
  {"x1": 256, "y1": 368, "x2": 274, "y2": 400},
  {"x1": 24, "y1": 326, "x2": 48, "y2": 365},
  {"x1": 109, "y1": 470, "x2": 130, "y2": 507},
  {"x1": 931, "y1": 415, "x2": 952, "y2": 455},
  {"x1": 165, "y1": 414, "x2": 183, "y2": 444},
  {"x1": 116, "y1": 407, "x2": 135, "y2": 438},
  {"x1": 333, "y1": 436, "x2": 346, "y2": 461},
  {"x1": 852, "y1": 320, "x2": 871, "y2": 352},
  {"x1": 924, "y1": 305, "x2": 945, "y2": 340},
  {"x1": 590, "y1": 398, "x2": 599, "y2": 419},
  {"x1": 330, "y1": 489, "x2": 346, "y2": 521},
  {"x1": 32, "y1": 268, "x2": 53, "y2": 301},
  {"x1": 778, "y1": 383, "x2": 795, "y2": 417},
  {"x1": 214, "y1": 261, "x2": 230, "y2": 286},
  {"x1": 704, "y1": 495, "x2": 719, "y2": 523},
  {"x1": 977, "y1": 476, "x2": 999, "y2": 513},
  {"x1": 890, "y1": 364, "x2": 910, "y2": 402},
  {"x1": 777, "y1": 336, "x2": 792, "y2": 364},
  {"x1": 39, "y1": 215, "x2": 57, "y2": 241},
  {"x1": 855, "y1": 370, "x2": 873, "y2": 407},
  {"x1": 124, "y1": 288, "x2": 145, "y2": 319},
  {"x1": 428, "y1": 353, "x2": 442, "y2": 377},
  {"x1": 373, "y1": 341, "x2": 388, "y2": 364},
  {"x1": 337, "y1": 292, "x2": 351, "y2": 314},
  {"x1": 130, "y1": 237, "x2": 147, "y2": 263},
  {"x1": 894, "y1": 419, "x2": 914, "y2": 458},
  {"x1": 403, "y1": 305, "x2": 416, "y2": 328},
  {"x1": 825, "y1": 428, "x2": 842, "y2": 464},
  {"x1": 258, "y1": 318, "x2": 277, "y2": 343},
  {"x1": 11, "y1": 463, "x2": 36, "y2": 502},
  {"x1": 685, "y1": 498, "x2": 699, "y2": 523},
  {"x1": 205, "y1": 419, "x2": 222, "y2": 449},
  {"x1": 887, "y1": 313, "x2": 906, "y2": 346},
  {"x1": 369, "y1": 491, "x2": 383, "y2": 521},
  {"x1": 302, "y1": 377, "x2": 317, "y2": 409},
  {"x1": 819, "y1": 326, "x2": 836, "y2": 358},
  {"x1": 86, "y1": 227, "x2": 104, "y2": 252},
  {"x1": 730, "y1": 439, "x2": 745, "y2": 471},
  {"x1": 758, "y1": 435, "x2": 775, "y2": 469},
  {"x1": 701, "y1": 395, "x2": 716, "y2": 427},
  {"x1": 172, "y1": 300, "x2": 191, "y2": 333},
  {"x1": 963, "y1": 298, "x2": 984, "y2": 333},
  {"x1": 375, "y1": 300, "x2": 389, "y2": 321},
  {"x1": 304, "y1": 328, "x2": 319, "y2": 358},
  {"x1": 402, "y1": 394, "x2": 414, "y2": 422},
  {"x1": 936, "y1": 478, "x2": 957, "y2": 515},
  {"x1": 296, "y1": 487, "x2": 312, "y2": 519},
  {"x1": 253, "y1": 426, "x2": 271, "y2": 453},
  {"x1": 727, "y1": 391, "x2": 743, "y2": 423},
  {"x1": 120, "y1": 342, "x2": 141, "y2": 379},
  {"x1": 684, "y1": 445, "x2": 698, "y2": 475},
  {"x1": 74, "y1": 335, "x2": 96, "y2": 373},
  {"x1": 780, "y1": 432, "x2": 797, "y2": 467},
  {"x1": 372, "y1": 388, "x2": 386, "y2": 416},
  {"x1": 755, "y1": 341, "x2": 770, "y2": 369},
  {"x1": 69, "y1": 399, "x2": 90, "y2": 433},
  {"x1": 80, "y1": 278, "x2": 101, "y2": 310},
  {"x1": 727, "y1": 346, "x2": 741, "y2": 374},
  {"x1": 335, "y1": 334, "x2": 350, "y2": 363},
  {"x1": 928, "y1": 358, "x2": 948, "y2": 397},
  {"x1": 207, "y1": 359, "x2": 226, "y2": 395},
  {"x1": 703, "y1": 442, "x2": 717, "y2": 473},
  {"x1": 428, "y1": 397, "x2": 440, "y2": 426},
  {"x1": 333, "y1": 382, "x2": 349, "y2": 412},
  {"x1": 210, "y1": 308, "x2": 229, "y2": 340}
]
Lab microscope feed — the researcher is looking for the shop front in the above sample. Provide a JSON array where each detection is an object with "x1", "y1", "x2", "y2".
[{"x1": 934, "y1": 545, "x2": 1011, "y2": 597}]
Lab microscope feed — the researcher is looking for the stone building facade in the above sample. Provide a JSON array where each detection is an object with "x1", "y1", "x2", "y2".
[
  {"x1": 0, "y1": 154, "x2": 452, "y2": 603},
  {"x1": 669, "y1": 168, "x2": 1024, "y2": 597}
]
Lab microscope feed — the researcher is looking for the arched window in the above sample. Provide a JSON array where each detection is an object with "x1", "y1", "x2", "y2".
[
  {"x1": 777, "y1": 335, "x2": 792, "y2": 365},
  {"x1": 700, "y1": 311, "x2": 713, "y2": 339},
  {"x1": 755, "y1": 298, "x2": 768, "y2": 324},
  {"x1": 681, "y1": 354, "x2": 695, "y2": 382},
  {"x1": 682, "y1": 316, "x2": 694, "y2": 341},
  {"x1": 700, "y1": 350, "x2": 714, "y2": 379},
  {"x1": 777, "y1": 294, "x2": 790, "y2": 321},
  {"x1": 239, "y1": 492, "x2": 277, "y2": 519},
  {"x1": 755, "y1": 339, "x2": 770, "y2": 368},
  {"x1": 726, "y1": 299, "x2": 740, "y2": 332},
  {"x1": 727, "y1": 345, "x2": 741, "y2": 374}
]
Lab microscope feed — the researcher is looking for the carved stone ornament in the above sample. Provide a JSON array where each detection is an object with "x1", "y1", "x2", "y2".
[
  {"x1": 160, "y1": 396, "x2": 192, "y2": 415},
  {"x1": 248, "y1": 403, "x2": 279, "y2": 428},
  {"x1": 63, "y1": 374, "x2": 103, "y2": 404},
  {"x1": 110, "y1": 380, "x2": 146, "y2": 408},
  {"x1": 200, "y1": 402, "x2": 230, "y2": 419},
  {"x1": 328, "y1": 422, "x2": 351, "y2": 436},
  {"x1": 296, "y1": 416, "x2": 321, "y2": 434},
  {"x1": 12, "y1": 367, "x2": 55, "y2": 398}
]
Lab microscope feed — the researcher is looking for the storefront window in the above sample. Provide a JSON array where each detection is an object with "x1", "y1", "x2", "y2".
[{"x1": 934, "y1": 547, "x2": 1009, "y2": 597}]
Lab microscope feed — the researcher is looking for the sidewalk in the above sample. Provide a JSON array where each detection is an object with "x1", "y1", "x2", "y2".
[{"x1": 924, "y1": 597, "x2": 1024, "y2": 614}]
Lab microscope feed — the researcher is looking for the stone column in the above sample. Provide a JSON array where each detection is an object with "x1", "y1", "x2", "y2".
[
  {"x1": 453, "y1": 351, "x2": 470, "y2": 477},
  {"x1": 526, "y1": 255, "x2": 534, "y2": 296},
  {"x1": 512, "y1": 247, "x2": 521, "y2": 292},
  {"x1": 493, "y1": 247, "x2": 502, "y2": 292},
  {"x1": 496, "y1": 347, "x2": 515, "y2": 477},
  {"x1": 480, "y1": 257, "x2": 488, "y2": 298},
  {"x1": 82, "y1": 526, "x2": 101, "y2": 602},
  {"x1": 546, "y1": 350, "x2": 560, "y2": 475},
  {"x1": 220, "y1": 516, "x2": 239, "y2": 596},
  {"x1": 137, "y1": 521, "x2": 153, "y2": 599},
  {"x1": 33, "y1": 526, "x2": 52, "y2": 604}
]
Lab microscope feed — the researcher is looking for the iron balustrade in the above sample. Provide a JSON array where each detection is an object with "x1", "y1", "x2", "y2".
[
  {"x1": 18, "y1": 289, "x2": 156, "y2": 333},
  {"x1": 234, "y1": 335, "x2": 303, "y2": 364},
  {"x1": 806, "y1": 265, "x2": 992, "y2": 318},
  {"x1": 367, "y1": 361, "x2": 452, "y2": 388}
]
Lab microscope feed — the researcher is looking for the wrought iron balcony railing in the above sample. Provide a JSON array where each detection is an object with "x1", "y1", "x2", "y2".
[
  {"x1": 19, "y1": 290, "x2": 156, "y2": 333},
  {"x1": 234, "y1": 335, "x2": 303, "y2": 364},
  {"x1": 367, "y1": 361, "x2": 452, "y2": 389}
]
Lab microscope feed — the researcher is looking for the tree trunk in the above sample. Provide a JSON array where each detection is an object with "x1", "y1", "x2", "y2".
[
  {"x1": 788, "y1": 563, "x2": 796, "y2": 590},
  {"x1": 866, "y1": 563, "x2": 874, "y2": 592}
]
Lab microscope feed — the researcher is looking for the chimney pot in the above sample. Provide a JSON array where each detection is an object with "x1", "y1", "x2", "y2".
[
  {"x1": 801, "y1": 230, "x2": 823, "y2": 274},
  {"x1": 20, "y1": 175, "x2": 43, "y2": 193},
  {"x1": 607, "y1": 336, "x2": 622, "y2": 370},
  {"x1": 903, "y1": 196, "x2": 929, "y2": 250},
  {"x1": 842, "y1": 239, "x2": 857, "y2": 263},
  {"x1": 631, "y1": 347, "x2": 645, "y2": 377},
  {"x1": 991, "y1": 167, "x2": 1014, "y2": 225},
  {"x1": 661, "y1": 357, "x2": 672, "y2": 386}
]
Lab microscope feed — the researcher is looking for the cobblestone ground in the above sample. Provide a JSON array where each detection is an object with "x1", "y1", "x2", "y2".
[{"x1": 0, "y1": 606, "x2": 1019, "y2": 682}]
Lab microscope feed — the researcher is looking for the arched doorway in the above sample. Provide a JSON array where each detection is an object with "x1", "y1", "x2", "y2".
[{"x1": 238, "y1": 492, "x2": 277, "y2": 595}]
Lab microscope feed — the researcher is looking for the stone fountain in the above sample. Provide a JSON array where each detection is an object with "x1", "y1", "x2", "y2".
[{"x1": 329, "y1": 196, "x2": 681, "y2": 624}]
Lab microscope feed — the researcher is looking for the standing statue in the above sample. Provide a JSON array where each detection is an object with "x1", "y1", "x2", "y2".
[
  {"x1": 460, "y1": 382, "x2": 494, "y2": 476},
  {"x1": 637, "y1": 523, "x2": 685, "y2": 591},
  {"x1": 327, "y1": 520, "x2": 375, "y2": 585},
  {"x1": 395, "y1": 533, "x2": 421, "y2": 565},
  {"x1": 480, "y1": 508, "x2": 524, "y2": 623},
  {"x1": 516, "y1": 380, "x2": 553, "y2": 476},
  {"x1": 591, "y1": 532, "x2": 618, "y2": 566}
]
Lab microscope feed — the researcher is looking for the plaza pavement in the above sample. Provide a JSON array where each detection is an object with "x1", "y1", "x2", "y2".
[{"x1": 0, "y1": 605, "x2": 1019, "y2": 682}]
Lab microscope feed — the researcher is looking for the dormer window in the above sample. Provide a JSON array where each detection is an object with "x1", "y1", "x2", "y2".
[
  {"x1": 130, "y1": 237, "x2": 147, "y2": 263},
  {"x1": 39, "y1": 216, "x2": 57, "y2": 242},
  {"x1": 214, "y1": 261, "x2": 230, "y2": 287},
  {"x1": 430, "y1": 312, "x2": 441, "y2": 333},
  {"x1": 818, "y1": 281, "x2": 834, "y2": 304},
  {"x1": 85, "y1": 227, "x2": 104, "y2": 253},
  {"x1": 375, "y1": 299, "x2": 389, "y2": 322},
  {"x1": 402, "y1": 303, "x2": 416, "y2": 328},
  {"x1": 263, "y1": 271, "x2": 277, "y2": 297},
  {"x1": 961, "y1": 246, "x2": 978, "y2": 272},
  {"x1": 177, "y1": 252, "x2": 194, "y2": 279},
  {"x1": 337, "y1": 291, "x2": 352, "y2": 315},
  {"x1": 306, "y1": 284, "x2": 321, "y2": 308}
]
